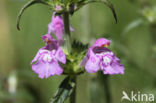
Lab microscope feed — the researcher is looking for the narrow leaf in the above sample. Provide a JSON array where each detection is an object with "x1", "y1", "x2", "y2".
[
  {"x1": 103, "y1": 0, "x2": 118, "y2": 23},
  {"x1": 16, "y1": 0, "x2": 37, "y2": 30},
  {"x1": 50, "y1": 76, "x2": 75, "y2": 103},
  {"x1": 77, "y1": 0, "x2": 117, "y2": 23},
  {"x1": 16, "y1": 0, "x2": 49, "y2": 31}
]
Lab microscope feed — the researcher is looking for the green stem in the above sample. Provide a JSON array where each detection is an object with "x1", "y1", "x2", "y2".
[
  {"x1": 63, "y1": 12, "x2": 70, "y2": 36},
  {"x1": 63, "y1": 12, "x2": 76, "y2": 102},
  {"x1": 99, "y1": 72, "x2": 112, "y2": 103},
  {"x1": 63, "y1": 12, "x2": 71, "y2": 54},
  {"x1": 70, "y1": 76, "x2": 77, "y2": 103}
]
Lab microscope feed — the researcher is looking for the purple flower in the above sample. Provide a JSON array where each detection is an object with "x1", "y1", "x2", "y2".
[
  {"x1": 81, "y1": 38, "x2": 124, "y2": 75},
  {"x1": 48, "y1": 13, "x2": 74, "y2": 42},
  {"x1": 31, "y1": 34, "x2": 66, "y2": 78}
]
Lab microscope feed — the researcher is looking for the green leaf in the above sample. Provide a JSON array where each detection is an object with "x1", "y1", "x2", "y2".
[
  {"x1": 102, "y1": 0, "x2": 118, "y2": 23},
  {"x1": 76, "y1": 0, "x2": 117, "y2": 23},
  {"x1": 50, "y1": 76, "x2": 76, "y2": 103},
  {"x1": 16, "y1": 0, "x2": 50, "y2": 31}
]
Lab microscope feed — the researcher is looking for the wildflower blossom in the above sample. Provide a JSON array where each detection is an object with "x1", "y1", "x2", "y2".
[
  {"x1": 31, "y1": 34, "x2": 66, "y2": 78},
  {"x1": 81, "y1": 38, "x2": 124, "y2": 75},
  {"x1": 48, "y1": 13, "x2": 74, "y2": 42}
]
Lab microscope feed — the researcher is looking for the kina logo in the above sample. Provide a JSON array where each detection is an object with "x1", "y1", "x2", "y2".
[{"x1": 121, "y1": 91, "x2": 154, "y2": 102}]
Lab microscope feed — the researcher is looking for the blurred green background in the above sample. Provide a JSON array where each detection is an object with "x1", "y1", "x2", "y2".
[{"x1": 0, "y1": 0, "x2": 156, "y2": 103}]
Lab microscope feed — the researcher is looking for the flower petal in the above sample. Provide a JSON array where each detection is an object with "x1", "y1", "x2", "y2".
[
  {"x1": 102, "y1": 64, "x2": 124, "y2": 75},
  {"x1": 55, "y1": 47, "x2": 66, "y2": 64},
  {"x1": 93, "y1": 38, "x2": 111, "y2": 47},
  {"x1": 31, "y1": 49, "x2": 45, "y2": 64},
  {"x1": 32, "y1": 60, "x2": 63, "y2": 79},
  {"x1": 48, "y1": 12, "x2": 74, "y2": 41},
  {"x1": 48, "y1": 23, "x2": 53, "y2": 34},
  {"x1": 80, "y1": 56, "x2": 88, "y2": 66},
  {"x1": 31, "y1": 51, "x2": 40, "y2": 64},
  {"x1": 70, "y1": 26, "x2": 74, "y2": 32},
  {"x1": 102, "y1": 56, "x2": 124, "y2": 75},
  {"x1": 85, "y1": 50, "x2": 100, "y2": 73}
]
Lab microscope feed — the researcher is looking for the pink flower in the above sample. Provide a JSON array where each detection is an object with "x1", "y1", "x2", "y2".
[
  {"x1": 48, "y1": 13, "x2": 74, "y2": 42},
  {"x1": 81, "y1": 38, "x2": 124, "y2": 75},
  {"x1": 31, "y1": 34, "x2": 66, "y2": 78}
]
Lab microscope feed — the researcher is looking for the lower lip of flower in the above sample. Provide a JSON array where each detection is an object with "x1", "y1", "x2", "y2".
[
  {"x1": 43, "y1": 54, "x2": 52, "y2": 62},
  {"x1": 103, "y1": 56, "x2": 111, "y2": 65}
]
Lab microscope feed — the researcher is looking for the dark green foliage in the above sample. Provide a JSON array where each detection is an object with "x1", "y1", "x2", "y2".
[
  {"x1": 75, "y1": 0, "x2": 117, "y2": 23},
  {"x1": 16, "y1": 0, "x2": 50, "y2": 30},
  {"x1": 50, "y1": 76, "x2": 75, "y2": 103},
  {"x1": 71, "y1": 40, "x2": 88, "y2": 53},
  {"x1": 17, "y1": 0, "x2": 117, "y2": 31}
]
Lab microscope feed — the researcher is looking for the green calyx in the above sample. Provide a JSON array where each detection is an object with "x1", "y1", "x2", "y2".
[{"x1": 62, "y1": 40, "x2": 88, "y2": 75}]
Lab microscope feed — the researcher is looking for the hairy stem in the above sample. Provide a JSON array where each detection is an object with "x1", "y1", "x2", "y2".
[{"x1": 63, "y1": 12, "x2": 71, "y2": 54}]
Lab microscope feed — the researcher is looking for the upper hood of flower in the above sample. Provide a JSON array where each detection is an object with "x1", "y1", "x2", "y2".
[
  {"x1": 42, "y1": 34, "x2": 54, "y2": 44},
  {"x1": 93, "y1": 38, "x2": 111, "y2": 48},
  {"x1": 42, "y1": 34, "x2": 59, "y2": 50}
]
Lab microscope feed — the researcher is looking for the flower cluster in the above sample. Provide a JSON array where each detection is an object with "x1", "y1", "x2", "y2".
[
  {"x1": 31, "y1": 7, "x2": 124, "y2": 79},
  {"x1": 31, "y1": 10, "x2": 68, "y2": 78}
]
